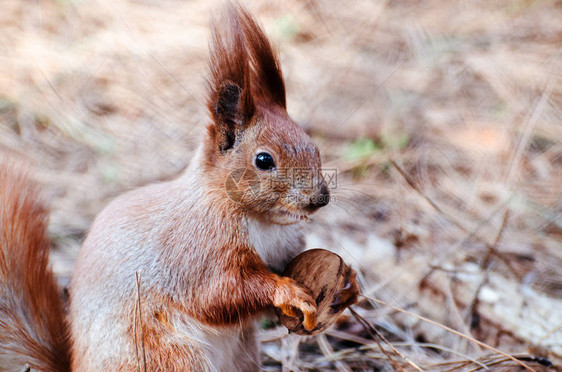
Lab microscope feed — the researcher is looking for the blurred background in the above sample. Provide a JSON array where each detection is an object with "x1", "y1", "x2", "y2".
[{"x1": 1, "y1": 0, "x2": 561, "y2": 370}]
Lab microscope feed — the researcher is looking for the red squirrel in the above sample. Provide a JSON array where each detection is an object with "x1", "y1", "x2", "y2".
[{"x1": 0, "y1": 3, "x2": 358, "y2": 371}]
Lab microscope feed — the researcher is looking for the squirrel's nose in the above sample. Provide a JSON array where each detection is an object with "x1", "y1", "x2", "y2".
[{"x1": 308, "y1": 185, "x2": 330, "y2": 210}]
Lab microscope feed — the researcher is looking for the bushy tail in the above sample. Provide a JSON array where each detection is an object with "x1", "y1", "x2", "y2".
[{"x1": 0, "y1": 166, "x2": 70, "y2": 372}]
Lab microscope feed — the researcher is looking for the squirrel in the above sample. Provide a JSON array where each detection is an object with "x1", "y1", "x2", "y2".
[{"x1": 0, "y1": 3, "x2": 359, "y2": 371}]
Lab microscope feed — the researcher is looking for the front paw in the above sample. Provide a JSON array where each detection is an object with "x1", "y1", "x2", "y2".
[
  {"x1": 329, "y1": 268, "x2": 359, "y2": 314},
  {"x1": 273, "y1": 278, "x2": 317, "y2": 331}
]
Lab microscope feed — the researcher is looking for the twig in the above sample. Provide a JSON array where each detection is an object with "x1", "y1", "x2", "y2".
[
  {"x1": 433, "y1": 353, "x2": 552, "y2": 372},
  {"x1": 388, "y1": 342, "x2": 488, "y2": 370},
  {"x1": 389, "y1": 158, "x2": 448, "y2": 219},
  {"x1": 466, "y1": 210, "x2": 510, "y2": 343},
  {"x1": 133, "y1": 281, "x2": 140, "y2": 372},
  {"x1": 505, "y1": 81, "x2": 553, "y2": 189},
  {"x1": 326, "y1": 329, "x2": 373, "y2": 345},
  {"x1": 481, "y1": 210, "x2": 510, "y2": 270},
  {"x1": 349, "y1": 307, "x2": 424, "y2": 372},
  {"x1": 536, "y1": 321, "x2": 562, "y2": 345},
  {"x1": 147, "y1": 52, "x2": 205, "y2": 110},
  {"x1": 317, "y1": 334, "x2": 352, "y2": 372},
  {"x1": 134, "y1": 272, "x2": 147, "y2": 372},
  {"x1": 361, "y1": 295, "x2": 536, "y2": 371},
  {"x1": 466, "y1": 356, "x2": 514, "y2": 372},
  {"x1": 444, "y1": 277, "x2": 481, "y2": 353}
]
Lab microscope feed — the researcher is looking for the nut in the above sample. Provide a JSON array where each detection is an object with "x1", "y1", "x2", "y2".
[{"x1": 276, "y1": 248, "x2": 353, "y2": 335}]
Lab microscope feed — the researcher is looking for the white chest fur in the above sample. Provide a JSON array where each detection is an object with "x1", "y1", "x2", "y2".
[{"x1": 244, "y1": 219, "x2": 304, "y2": 272}]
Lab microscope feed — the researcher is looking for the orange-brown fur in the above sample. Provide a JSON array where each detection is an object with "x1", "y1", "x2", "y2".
[
  {"x1": 0, "y1": 3, "x2": 357, "y2": 371},
  {"x1": 0, "y1": 166, "x2": 71, "y2": 372}
]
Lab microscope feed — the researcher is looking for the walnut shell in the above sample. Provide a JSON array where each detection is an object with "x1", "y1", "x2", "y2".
[{"x1": 276, "y1": 249, "x2": 352, "y2": 335}]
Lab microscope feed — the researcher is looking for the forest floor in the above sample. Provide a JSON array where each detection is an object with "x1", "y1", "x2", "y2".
[{"x1": 1, "y1": 0, "x2": 561, "y2": 370}]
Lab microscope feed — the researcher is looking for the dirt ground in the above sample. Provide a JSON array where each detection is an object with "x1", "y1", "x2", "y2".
[{"x1": 1, "y1": 0, "x2": 561, "y2": 370}]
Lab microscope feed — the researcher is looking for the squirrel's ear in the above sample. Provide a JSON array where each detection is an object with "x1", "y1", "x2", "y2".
[
  {"x1": 213, "y1": 81, "x2": 244, "y2": 151},
  {"x1": 207, "y1": 3, "x2": 255, "y2": 152}
]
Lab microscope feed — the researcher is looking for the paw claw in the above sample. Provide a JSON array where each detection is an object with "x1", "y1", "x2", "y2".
[
  {"x1": 329, "y1": 269, "x2": 360, "y2": 313},
  {"x1": 341, "y1": 281, "x2": 352, "y2": 291}
]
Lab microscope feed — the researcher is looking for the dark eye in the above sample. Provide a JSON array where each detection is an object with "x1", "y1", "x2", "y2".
[{"x1": 255, "y1": 152, "x2": 275, "y2": 171}]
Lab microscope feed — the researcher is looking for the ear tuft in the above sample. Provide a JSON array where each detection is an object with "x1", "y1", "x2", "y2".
[
  {"x1": 207, "y1": 2, "x2": 256, "y2": 152},
  {"x1": 239, "y1": 6, "x2": 286, "y2": 107}
]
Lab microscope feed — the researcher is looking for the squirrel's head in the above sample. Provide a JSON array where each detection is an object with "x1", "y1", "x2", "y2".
[{"x1": 202, "y1": 3, "x2": 329, "y2": 225}]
